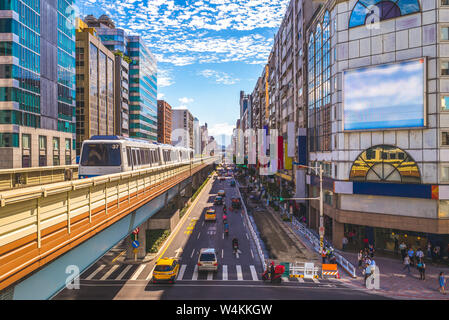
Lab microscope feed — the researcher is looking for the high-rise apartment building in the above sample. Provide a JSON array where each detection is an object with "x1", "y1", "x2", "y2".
[
  {"x1": 115, "y1": 54, "x2": 129, "y2": 137},
  {"x1": 157, "y1": 100, "x2": 172, "y2": 144},
  {"x1": 172, "y1": 108, "x2": 193, "y2": 149},
  {"x1": 75, "y1": 19, "x2": 115, "y2": 155},
  {"x1": 0, "y1": 0, "x2": 76, "y2": 168}
]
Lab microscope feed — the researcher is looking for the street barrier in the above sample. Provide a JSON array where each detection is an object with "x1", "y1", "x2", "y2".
[
  {"x1": 289, "y1": 261, "x2": 319, "y2": 279},
  {"x1": 235, "y1": 180, "x2": 267, "y2": 271},
  {"x1": 291, "y1": 216, "x2": 357, "y2": 278},
  {"x1": 322, "y1": 264, "x2": 340, "y2": 279}
]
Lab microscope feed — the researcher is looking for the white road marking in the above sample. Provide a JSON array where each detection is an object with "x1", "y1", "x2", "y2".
[
  {"x1": 250, "y1": 265, "x2": 258, "y2": 281},
  {"x1": 202, "y1": 221, "x2": 204, "y2": 227},
  {"x1": 192, "y1": 265, "x2": 199, "y2": 280},
  {"x1": 116, "y1": 265, "x2": 132, "y2": 280},
  {"x1": 236, "y1": 265, "x2": 243, "y2": 280},
  {"x1": 207, "y1": 271, "x2": 213, "y2": 280},
  {"x1": 100, "y1": 265, "x2": 119, "y2": 280},
  {"x1": 246, "y1": 233, "x2": 249, "y2": 240},
  {"x1": 250, "y1": 249, "x2": 254, "y2": 259},
  {"x1": 221, "y1": 249, "x2": 224, "y2": 259},
  {"x1": 130, "y1": 264, "x2": 146, "y2": 280},
  {"x1": 190, "y1": 249, "x2": 195, "y2": 258},
  {"x1": 197, "y1": 232, "x2": 201, "y2": 239},
  {"x1": 177, "y1": 265, "x2": 187, "y2": 280},
  {"x1": 85, "y1": 265, "x2": 105, "y2": 280},
  {"x1": 145, "y1": 266, "x2": 156, "y2": 281},
  {"x1": 222, "y1": 232, "x2": 224, "y2": 240},
  {"x1": 312, "y1": 278, "x2": 320, "y2": 283},
  {"x1": 222, "y1": 265, "x2": 228, "y2": 280}
]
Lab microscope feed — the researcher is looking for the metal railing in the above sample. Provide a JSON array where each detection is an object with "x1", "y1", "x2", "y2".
[
  {"x1": 0, "y1": 165, "x2": 78, "y2": 191},
  {"x1": 235, "y1": 180, "x2": 267, "y2": 271},
  {"x1": 291, "y1": 216, "x2": 357, "y2": 278}
]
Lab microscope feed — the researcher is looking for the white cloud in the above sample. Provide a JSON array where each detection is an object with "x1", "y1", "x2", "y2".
[
  {"x1": 198, "y1": 69, "x2": 239, "y2": 85},
  {"x1": 179, "y1": 97, "x2": 194, "y2": 104},
  {"x1": 157, "y1": 93, "x2": 165, "y2": 99},
  {"x1": 157, "y1": 68, "x2": 174, "y2": 87}
]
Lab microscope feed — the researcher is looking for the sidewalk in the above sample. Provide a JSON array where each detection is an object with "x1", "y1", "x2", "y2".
[{"x1": 334, "y1": 250, "x2": 449, "y2": 300}]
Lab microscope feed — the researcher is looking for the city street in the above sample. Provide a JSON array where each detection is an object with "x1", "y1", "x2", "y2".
[{"x1": 53, "y1": 172, "x2": 386, "y2": 300}]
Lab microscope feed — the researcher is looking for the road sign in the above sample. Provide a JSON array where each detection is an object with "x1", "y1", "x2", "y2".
[
  {"x1": 319, "y1": 226, "x2": 324, "y2": 235},
  {"x1": 132, "y1": 228, "x2": 139, "y2": 235},
  {"x1": 133, "y1": 248, "x2": 138, "y2": 253},
  {"x1": 132, "y1": 240, "x2": 140, "y2": 248}
]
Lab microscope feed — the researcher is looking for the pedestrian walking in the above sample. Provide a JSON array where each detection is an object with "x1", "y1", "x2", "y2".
[
  {"x1": 417, "y1": 259, "x2": 425, "y2": 280},
  {"x1": 399, "y1": 241, "x2": 407, "y2": 260},
  {"x1": 321, "y1": 248, "x2": 327, "y2": 264},
  {"x1": 427, "y1": 242, "x2": 432, "y2": 259},
  {"x1": 369, "y1": 244, "x2": 375, "y2": 259},
  {"x1": 416, "y1": 248, "x2": 424, "y2": 264},
  {"x1": 439, "y1": 272, "x2": 446, "y2": 295},
  {"x1": 403, "y1": 255, "x2": 411, "y2": 273},
  {"x1": 342, "y1": 236, "x2": 348, "y2": 251},
  {"x1": 357, "y1": 250, "x2": 363, "y2": 269},
  {"x1": 364, "y1": 262, "x2": 372, "y2": 283},
  {"x1": 408, "y1": 247, "x2": 415, "y2": 267}
]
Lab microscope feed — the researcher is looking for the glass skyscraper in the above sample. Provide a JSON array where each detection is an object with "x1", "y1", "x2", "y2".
[
  {"x1": 0, "y1": 0, "x2": 76, "y2": 168},
  {"x1": 127, "y1": 36, "x2": 157, "y2": 141}
]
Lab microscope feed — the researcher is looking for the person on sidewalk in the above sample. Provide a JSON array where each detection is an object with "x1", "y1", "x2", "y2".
[
  {"x1": 427, "y1": 242, "x2": 432, "y2": 259},
  {"x1": 416, "y1": 248, "x2": 424, "y2": 265},
  {"x1": 364, "y1": 261, "x2": 372, "y2": 283},
  {"x1": 417, "y1": 259, "x2": 425, "y2": 280},
  {"x1": 321, "y1": 248, "x2": 327, "y2": 264},
  {"x1": 369, "y1": 244, "x2": 375, "y2": 259},
  {"x1": 342, "y1": 236, "x2": 348, "y2": 251},
  {"x1": 439, "y1": 272, "x2": 446, "y2": 295},
  {"x1": 403, "y1": 255, "x2": 411, "y2": 273},
  {"x1": 399, "y1": 242, "x2": 407, "y2": 260},
  {"x1": 408, "y1": 247, "x2": 415, "y2": 267},
  {"x1": 358, "y1": 250, "x2": 363, "y2": 269}
]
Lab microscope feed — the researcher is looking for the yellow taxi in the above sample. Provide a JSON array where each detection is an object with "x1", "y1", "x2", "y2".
[
  {"x1": 205, "y1": 208, "x2": 216, "y2": 221},
  {"x1": 152, "y1": 257, "x2": 180, "y2": 284}
]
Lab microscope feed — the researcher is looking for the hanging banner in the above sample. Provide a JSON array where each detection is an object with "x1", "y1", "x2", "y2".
[
  {"x1": 278, "y1": 136, "x2": 284, "y2": 170},
  {"x1": 284, "y1": 142, "x2": 292, "y2": 170},
  {"x1": 287, "y1": 122, "x2": 295, "y2": 157}
]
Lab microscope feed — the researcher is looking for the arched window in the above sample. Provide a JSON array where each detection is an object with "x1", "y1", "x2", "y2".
[
  {"x1": 349, "y1": 145, "x2": 421, "y2": 183},
  {"x1": 349, "y1": 0, "x2": 420, "y2": 29}
]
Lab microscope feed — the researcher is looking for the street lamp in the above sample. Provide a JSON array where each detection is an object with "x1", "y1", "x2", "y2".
[{"x1": 276, "y1": 163, "x2": 324, "y2": 254}]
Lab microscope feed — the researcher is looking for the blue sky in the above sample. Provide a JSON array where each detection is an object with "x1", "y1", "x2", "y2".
[{"x1": 77, "y1": 0, "x2": 290, "y2": 145}]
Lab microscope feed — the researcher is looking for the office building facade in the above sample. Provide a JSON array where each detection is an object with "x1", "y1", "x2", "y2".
[
  {"x1": 157, "y1": 99, "x2": 172, "y2": 144},
  {"x1": 0, "y1": 0, "x2": 76, "y2": 168},
  {"x1": 75, "y1": 19, "x2": 115, "y2": 154}
]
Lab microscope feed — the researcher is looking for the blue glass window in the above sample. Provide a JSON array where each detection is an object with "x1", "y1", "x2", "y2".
[{"x1": 349, "y1": 0, "x2": 420, "y2": 28}]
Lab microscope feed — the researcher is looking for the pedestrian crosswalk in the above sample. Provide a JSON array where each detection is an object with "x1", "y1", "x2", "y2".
[{"x1": 80, "y1": 263, "x2": 330, "y2": 284}]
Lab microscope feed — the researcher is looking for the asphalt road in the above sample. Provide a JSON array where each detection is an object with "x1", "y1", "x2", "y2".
[{"x1": 53, "y1": 166, "x2": 390, "y2": 300}]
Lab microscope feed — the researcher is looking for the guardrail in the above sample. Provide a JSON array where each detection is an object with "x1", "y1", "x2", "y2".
[
  {"x1": 289, "y1": 261, "x2": 320, "y2": 279},
  {"x1": 235, "y1": 180, "x2": 267, "y2": 271},
  {"x1": 0, "y1": 165, "x2": 78, "y2": 191},
  {"x1": 291, "y1": 216, "x2": 356, "y2": 278},
  {"x1": 0, "y1": 156, "x2": 218, "y2": 291}
]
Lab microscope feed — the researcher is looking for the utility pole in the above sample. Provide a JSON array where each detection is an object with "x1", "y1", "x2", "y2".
[{"x1": 276, "y1": 163, "x2": 324, "y2": 254}]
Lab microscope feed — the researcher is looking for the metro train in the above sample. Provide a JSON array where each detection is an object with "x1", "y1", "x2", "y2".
[{"x1": 78, "y1": 135, "x2": 194, "y2": 178}]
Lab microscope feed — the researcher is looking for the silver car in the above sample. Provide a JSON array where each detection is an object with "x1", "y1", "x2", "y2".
[{"x1": 197, "y1": 248, "x2": 218, "y2": 272}]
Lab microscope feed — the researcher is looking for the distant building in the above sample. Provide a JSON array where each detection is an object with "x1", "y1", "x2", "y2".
[
  {"x1": 157, "y1": 100, "x2": 172, "y2": 144},
  {"x1": 172, "y1": 109, "x2": 194, "y2": 149},
  {"x1": 75, "y1": 19, "x2": 116, "y2": 155},
  {"x1": 200, "y1": 123, "x2": 209, "y2": 154},
  {"x1": 114, "y1": 55, "x2": 130, "y2": 137},
  {"x1": 193, "y1": 117, "x2": 201, "y2": 155}
]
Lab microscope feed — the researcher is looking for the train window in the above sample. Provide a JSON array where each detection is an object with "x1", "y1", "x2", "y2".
[
  {"x1": 126, "y1": 147, "x2": 131, "y2": 166},
  {"x1": 132, "y1": 149, "x2": 138, "y2": 166},
  {"x1": 140, "y1": 149, "x2": 147, "y2": 164},
  {"x1": 155, "y1": 150, "x2": 160, "y2": 163},
  {"x1": 80, "y1": 143, "x2": 121, "y2": 167}
]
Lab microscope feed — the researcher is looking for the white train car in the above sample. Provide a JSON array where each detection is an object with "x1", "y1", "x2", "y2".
[{"x1": 79, "y1": 135, "x2": 194, "y2": 178}]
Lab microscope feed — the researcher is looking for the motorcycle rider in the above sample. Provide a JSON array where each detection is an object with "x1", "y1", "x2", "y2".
[{"x1": 232, "y1": 237, "x2": 239, "y2": 254}]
